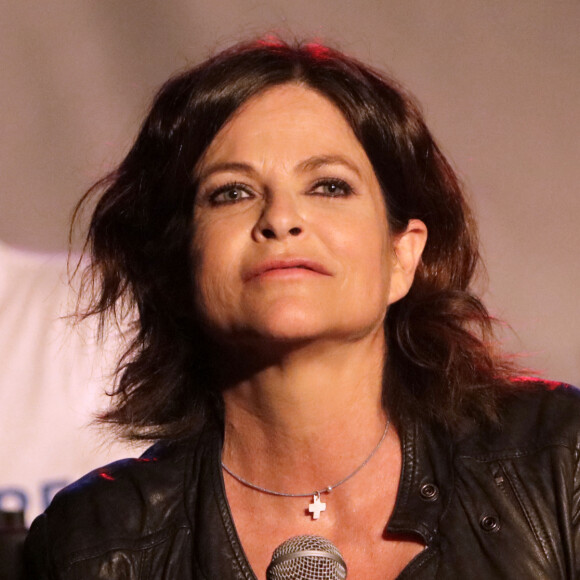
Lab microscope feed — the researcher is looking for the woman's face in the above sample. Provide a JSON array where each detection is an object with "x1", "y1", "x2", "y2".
[{"x1": 192, "y1": 84, "x2": 404, "y2": 347}]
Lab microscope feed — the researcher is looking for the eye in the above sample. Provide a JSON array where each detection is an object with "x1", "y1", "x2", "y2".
[
  {"x1": 208, "y1": 183, "x2": 254, "y2": 205},
  {"x1": 310, "y1": 178, "x2": 353, "y2": 198}
]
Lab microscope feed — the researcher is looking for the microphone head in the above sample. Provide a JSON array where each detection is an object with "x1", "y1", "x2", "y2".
[{"x1": 266, "y1": 534, "x2": 347, "y2": 580}]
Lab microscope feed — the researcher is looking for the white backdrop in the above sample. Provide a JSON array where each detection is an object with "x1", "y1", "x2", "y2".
[
  {"x1": 0, "y1": 242, "x2": 142, "y2": 523},
  {"x1": 0, "y1": 1, "x2": 578, "y2": 523}
]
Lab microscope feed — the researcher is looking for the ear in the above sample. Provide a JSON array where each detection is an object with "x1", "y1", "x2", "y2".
[{"x1": 388, "y1": 219, "x2": 428, "y2": 305}]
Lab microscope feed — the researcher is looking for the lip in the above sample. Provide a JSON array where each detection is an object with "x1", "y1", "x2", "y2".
[{"x1": 244, "y1": 258, "x2": 332, "y2": 281}]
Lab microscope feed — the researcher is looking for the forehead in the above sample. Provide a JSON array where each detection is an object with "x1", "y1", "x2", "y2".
[{"x1": 196, "y1": 84, "x2": 375, "y2": 177}]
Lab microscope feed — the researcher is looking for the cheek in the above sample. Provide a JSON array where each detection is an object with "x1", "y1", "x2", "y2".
[
  {"x1": 191, "y1": 225, "x2": 242, "y2": 324},
  {"x1": 335, "y1": 215, "x2": 391, "y2": 286}
]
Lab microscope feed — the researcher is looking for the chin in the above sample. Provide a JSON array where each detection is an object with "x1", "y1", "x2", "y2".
[
  {"x1": 249, "y1": 314, "x2": 325, "y2": 342},
  {"x1": 241, "y1": 312, "x2": 383, "y2": 347}
]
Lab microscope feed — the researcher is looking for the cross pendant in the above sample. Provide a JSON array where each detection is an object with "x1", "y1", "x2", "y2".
[{"x1": 308, "y1": 492, "x2": 326, "y2": 520}]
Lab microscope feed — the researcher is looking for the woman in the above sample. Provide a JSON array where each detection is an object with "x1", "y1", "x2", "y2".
[{"x1": 25, "y1": 39, "x2": 580, "y2": 579}]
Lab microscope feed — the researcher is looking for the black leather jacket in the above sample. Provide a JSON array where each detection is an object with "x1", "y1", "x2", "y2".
[{"x1": 25, "y1": 382, "x2": 580, "y2": 579}]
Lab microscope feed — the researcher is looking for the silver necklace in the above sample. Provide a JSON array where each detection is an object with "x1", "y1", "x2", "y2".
[{"x1": 221, "y1": 420, "x2": 390, "y2": 520}]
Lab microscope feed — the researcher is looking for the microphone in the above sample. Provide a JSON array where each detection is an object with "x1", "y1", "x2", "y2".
[{"x1": 266, "y1": 535, "x2": 347, "y2": 579}]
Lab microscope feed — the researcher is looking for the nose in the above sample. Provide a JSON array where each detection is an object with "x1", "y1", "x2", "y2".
[{"x1": 252, "y1": 192, "x2": 304, "y2": 241}]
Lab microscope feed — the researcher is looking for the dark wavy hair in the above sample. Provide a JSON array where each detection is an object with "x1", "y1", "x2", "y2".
[{"x1": 74, "y1": 38, "x2": 519, "y2": 441}]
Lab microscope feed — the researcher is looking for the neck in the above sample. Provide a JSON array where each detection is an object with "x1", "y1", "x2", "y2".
[{"x1": 221, "y1": 329, "x2": 388, "y2": 491}]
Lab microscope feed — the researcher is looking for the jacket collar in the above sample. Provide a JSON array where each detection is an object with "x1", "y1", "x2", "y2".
[
  {"x1": 185, "y1": 426, "x2": 257, "y2": 579},
  {"x1": 387, "y1": 419, "x2": 454, "y2": 546}
]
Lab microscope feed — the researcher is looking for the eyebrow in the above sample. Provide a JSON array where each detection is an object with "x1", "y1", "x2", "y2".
[
  {"x1": 196, "y1": 161, "x2": 257, "y2": 182},
  {"x1": 196, "y1": 154, "x2": 363, "y2": 182},
  {"x1": 296, "y1": 155, "x2": 363, "y2": 178}
]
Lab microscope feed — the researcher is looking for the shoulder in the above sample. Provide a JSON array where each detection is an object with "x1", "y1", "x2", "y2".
[
  {"x1": 62, "y1": 441, "x2": 183, "y2": 512},
  {"x1": 457, "y1": 378, "x2": 580, "y2": 455},
  {"x1": 25, "y1": 431, "x2": 216, "y2": 573}
]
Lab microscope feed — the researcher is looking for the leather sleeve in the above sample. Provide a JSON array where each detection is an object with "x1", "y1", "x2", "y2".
[
  {"x1": 572, "y1": 442, "x2": 580, "y2": 576},
  {"x1": 23, "y1": 514, "x2": 54, "y2": 580}
]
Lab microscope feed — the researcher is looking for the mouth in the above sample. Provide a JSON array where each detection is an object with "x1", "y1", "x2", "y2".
[{"x1": 245, "y1": 258, "x2": 331, "y2": 281}]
